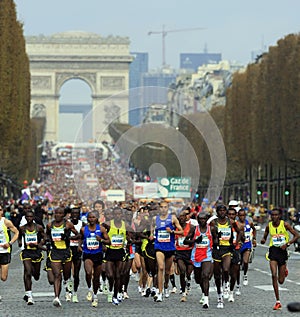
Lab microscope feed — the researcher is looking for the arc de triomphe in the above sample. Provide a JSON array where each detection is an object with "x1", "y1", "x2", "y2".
[{"x1": 26, "y1": 31, "x2": 133, "y2": 142}]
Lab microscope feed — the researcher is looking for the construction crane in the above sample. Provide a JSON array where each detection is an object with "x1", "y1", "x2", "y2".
[{"x1": 148, "y1": 25, "x2": 206, "y2": 67}]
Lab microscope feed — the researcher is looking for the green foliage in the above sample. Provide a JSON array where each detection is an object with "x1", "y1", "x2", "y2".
[
  {"x1": 225, "y1": 33, "x2": 300, "y2": 184},
  {"x1": 0, "y1": 0, "x2": 34, "y2": 188},
  {"x1": 110, "y1": 34, "x2": 300, "y2": 194}
]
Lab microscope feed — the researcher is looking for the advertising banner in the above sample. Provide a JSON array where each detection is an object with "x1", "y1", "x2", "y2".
[{"x1": 157, "y1": 177, "x2": 191, "y2": 198}]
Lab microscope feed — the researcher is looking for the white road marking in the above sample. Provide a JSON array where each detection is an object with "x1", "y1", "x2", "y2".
[{"x1": 32, "y1": 292, "x2": 54, "y2": 297}]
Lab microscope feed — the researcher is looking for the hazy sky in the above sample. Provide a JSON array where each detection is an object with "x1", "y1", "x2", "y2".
[
  {"x1": 13, "y1": 0, "x2": 300, "y2": 141},
  {"x1": 14, "y1": 0, "x2": 300, "y2": 69}
]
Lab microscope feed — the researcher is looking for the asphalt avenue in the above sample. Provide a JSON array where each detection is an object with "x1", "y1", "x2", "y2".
[{"x1": 0, "y1": 237, "x2": 300, "y2": 317}]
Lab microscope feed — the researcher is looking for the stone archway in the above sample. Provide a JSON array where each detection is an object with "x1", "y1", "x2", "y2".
[{"x1": 26, "y1": 31, "x2": 133, "y2": 142}]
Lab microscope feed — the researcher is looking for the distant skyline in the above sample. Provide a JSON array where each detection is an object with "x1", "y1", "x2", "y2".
[
  {"x1": 13, "y1": 0, "x2": 300, "y2": 141},
  {"x1": 14, "y1": 0, "x2": 300, "y2": 69}
]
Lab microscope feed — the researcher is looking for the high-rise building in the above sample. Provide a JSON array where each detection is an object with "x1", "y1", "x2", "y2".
[
  {"x1": 180, "y1": 53, "x2": 222, "y2": 72},
  {"x1": 141, "y1": 68, "x2": 177, "y2": 123},
  {"x1": 129, "y1": 52, "x2": 149, "y2": 125}
]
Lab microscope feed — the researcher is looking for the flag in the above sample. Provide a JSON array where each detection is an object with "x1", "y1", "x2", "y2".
[
  {"x1": 20, "y1": 191, "x2": 29, "y2": 202},
  {"x1": 44, "y1": 190, "x2": 53, "y2": 202},
  {"x1": 20, "y1": 188, "x2": 31, "y2": 202}
]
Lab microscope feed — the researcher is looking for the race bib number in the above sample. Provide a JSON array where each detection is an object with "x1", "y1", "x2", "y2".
[
  {"x1": 220, "y1": 228, "x2": 231, "y2": 241},
  {"x1": 196, "y1": 235, "x2": 209, "y2": 248},
  {"x1": 177, "y1": 236, "x2": 187, "y2": 247},
  {"x1": 232, "y1": 231, "x2": 237, "y2": 245},
  {"x1": 111, "y1": 234, "x2": 124, "y2": 247},
  {"x1": 25, "y1": 233, "x2": 38, "y2": 245},
  {"x1": 157, "y1": 230, "x2": 170, "y2": 243},
  {"x1": 0, "y1": 233, "x2": 4, "y2": 248},
  {"x1": 51, "y1": 228, "x2": 64, "y2": 241},
  {"x1": 272, "y1": 234, "x2": 286, "y2": 247},
  {"x1": 70, "y1": 239, "x2": 79, "y2": 247},
  {"x1": 86, "y1": 237, "x2": 99, "y2": 250},
  {"x1": 244, "y1": 232, "x2": 251, "y2": 243}
]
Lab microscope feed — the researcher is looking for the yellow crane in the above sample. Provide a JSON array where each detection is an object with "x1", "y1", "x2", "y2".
[{"x1": 148, "y1": 25, "x2": 206, "y2": 66}]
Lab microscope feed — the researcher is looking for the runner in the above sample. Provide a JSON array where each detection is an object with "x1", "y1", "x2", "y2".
[
  {"x1": 66, "y1": 207, "x2": 85, "y2": 303},
  {"x1": 93, "y1": 200, "x2": 105, "y2": 224},
  {"x1": 0, "y1": 203, "x2": 19, "y2": 301},
  {"x1": 210, "y1": 204, "x2": 242, "y2": 309},
  {"x1": 227, "y1": 207, "x2": 242, "y2": 300},
  {"x1": 79, "y1": 210, "x2": 110, "y2": 307},
  {"x1": 150, "y1": 200, "x2": 183, "y2": 302},
  {"x1": 122, "y1": 207, "x2": 138, "y2": 299},
  {"x1": 46, "y1": 206, "x2": 78, "y2": 307},
  {"x1": 261, "y1": 207, "x2": 299, "y2": 310},
  {"x1": 237, "y1": 208, "x2": 257, "y2": 287},
  {"x1": 19, "y1": 209, "x2": 46, "y2": 305},
  {"x1": 104, "y1": 206, "x2": 132, "y2": 305},
  {"x1": 174, "y1": 211, "x2": 194, "y2": 302},
  {"x1": 184, "y1": 212, "x2": 216, "y2": 308},
  {"x1": 141, "y1": 205, "x2": 158, "y2": 298}
]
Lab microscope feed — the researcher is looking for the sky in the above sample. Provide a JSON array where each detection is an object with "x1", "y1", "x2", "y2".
[
  {"x1": 14, "y1": 0, "x2": 300, "y2": 69},
  {"x1": 13, "y1": 0, "x2": 300, "y2": 141}
]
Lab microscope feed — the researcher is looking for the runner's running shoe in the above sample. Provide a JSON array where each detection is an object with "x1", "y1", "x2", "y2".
[
  {"x1": 144, "y1": 288, "x2": 151, "y2": 297},
  {"x1": 180, "y1": 293, "x2": 187, "y2": 302},
  {"x1": 53, "y1": 297, "x2": 62, "y2": 307},
  {"x1": 164, "y1": 288, "x2": 170, "y2": 298},
  {"x1": 117, "y1": 292, "x2": 123, "y2": 303},
  {"x1": 273, "y1": 302, "x2": 282, "y2": 310},
  {"x1": 72, "y1": 293, "x2": 79, "y2": 303},
  {"x1": 171, "y1": 287, "x2": 177, "y2": 293},
  {"x1": 86, "y1": 290, "x2": 93, "y2": 301},
  {"x1": 155, "y1": 293, "x2": 162, "y2": 302},
  {"x1": 107, "y1": 292, "x2": 113, "y2": 303},
  {"x1": 228, "y1": 291, "x2": 234, "y2": 302},
  {"x1": 202, "y1": 296, "x2": 209, "y2": 309},
  {"x1": 217, "y1": 298, "x2": 224, "y2": 309},
  {"x1": 243, "y1": 275, "x2": 248, "y2": 286},
  {"x1": 65, "y1": 292, "x2": 72, "y2": 302},
  {"x1": 223, "y1": 282, "x2": 229, "y2": 299},
  {"x1": 112, "y1": 297, "x2": 119, "y2": 305},
  {"x1": 27, "y1": 297, "x2": 34, "y2": 305},
  {"x1": 92, "y1": 298, "x2": 98, "y2": 307}
]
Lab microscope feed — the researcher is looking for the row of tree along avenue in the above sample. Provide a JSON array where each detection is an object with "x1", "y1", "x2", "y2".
[
  {"x1": 110, "y1": 33, "x2": 300, "y2": 208},
  {"x1": 0, "y1": 0, "x2": 44, "y2": 198}
]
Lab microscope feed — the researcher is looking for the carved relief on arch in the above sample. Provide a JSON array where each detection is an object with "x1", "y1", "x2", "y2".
[
  {"x1": 55, "y1": 72, "x2": 96, "y2": 94},
  {"x1": 31, "y1": 76, "x2": 52, "y2": 90},
  {"x1": 31, "y1": 103, "x2": 46, "y2": 117}
]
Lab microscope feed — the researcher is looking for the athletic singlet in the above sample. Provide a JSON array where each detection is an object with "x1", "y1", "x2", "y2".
[
  {"x1": 191, "y1": 225, "x2": 213, "y2": 263},
  {"x1": 216, "y1": 219, "x2": 232, "y2": 247},
  {"x1": 141, "y1": 228, "x2": 150, "y2": 252},
  {"x1": 140, "y1": 217, "x2": 150, "y2": 252},
  {"x1": 154, "y1": 214, "x2": 175, "y2": 251},
  {"x1": 82, "y1": 224, "x2": 103, "y2": 254},
  {"x1": 50, "y1": 221, "x2": 68, "y2": 250},
  {"x1": 175, "y1": 222, "x2": 192, "y2": 251},
  {"x1": 23, "y1": 224, "x2": 39, "y2": 250},
  {"x1": 107, "y1": 220, "x2": 126, "y2": 250},
  {"x1": 69, "y1": 220, "x2": 83, "y2": 247},
  {"x1": 232, "y1": 222, "x2": 237, "y2": 246},
  {"x1": 0, "y1": 218, "x2": 10, "y2": 253},
  {"x1": 241, "y1": 219, "x2": 252, "y2": 250},
  {"x1": 269, "y1": 220, "x2": 289, "y2": 247}
]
